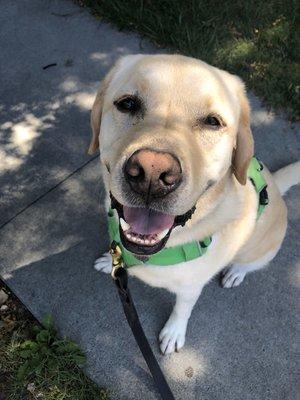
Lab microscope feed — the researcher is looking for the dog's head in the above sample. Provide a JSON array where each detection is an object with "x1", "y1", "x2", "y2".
[{"x1": 89, "y1": 54, "x2": 253, "y2": 256}]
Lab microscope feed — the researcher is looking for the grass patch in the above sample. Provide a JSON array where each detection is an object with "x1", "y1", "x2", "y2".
[
  {"x1": 0, "y1": 284, "x2": 108, "y2": 400},
  {"x1": 81, "y1": 0, "x2": 300, "y2": 120}
]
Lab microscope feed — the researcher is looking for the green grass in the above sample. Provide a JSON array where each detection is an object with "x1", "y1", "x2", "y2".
[
  {"x1": 0, "y1": 290, "x2": 108, "y2": 400},
  {"x1": 82, "y1": 0, "x2": 300, "y2": 120}
]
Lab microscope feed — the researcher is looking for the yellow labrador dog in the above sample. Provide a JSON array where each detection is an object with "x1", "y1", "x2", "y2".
[{"x1": 90, "y1": 54, "x2": 300, "y2": 354}]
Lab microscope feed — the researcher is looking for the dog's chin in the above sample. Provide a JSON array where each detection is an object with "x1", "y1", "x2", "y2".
[{"x1": 110, "y1": 194, "x2": 196, "y2": 256}]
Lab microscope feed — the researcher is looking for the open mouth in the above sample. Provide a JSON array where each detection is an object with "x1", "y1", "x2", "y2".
[{"x1": 111, "y1": 194, "x2": 195, "y2": 256}]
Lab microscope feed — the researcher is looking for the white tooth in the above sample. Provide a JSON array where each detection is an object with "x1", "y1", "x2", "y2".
[
  {"x1": 157, "y1": 229, "x2": 169, "y2": 241},
  {"x1": 150, "y1": 239, "x2": 156, "y2": 245},
  {"x1": 126, "y1": 233, "x2": 132, "y2": 239},
  {"x1": 145, "y1": 239, "x2": 150, "y2": 245},
  {"x1": 120, "y1": 218, "x2": 130, "y2": 232}
]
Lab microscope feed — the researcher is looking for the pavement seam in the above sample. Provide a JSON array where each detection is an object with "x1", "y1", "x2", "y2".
[{"x1": 0, "y1": 155, "x2": 98, "y2": 231}]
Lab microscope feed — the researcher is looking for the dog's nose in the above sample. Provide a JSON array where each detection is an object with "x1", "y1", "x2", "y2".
[{"x1": 124, "y1": 149, "x2": 182, "y2": 198}]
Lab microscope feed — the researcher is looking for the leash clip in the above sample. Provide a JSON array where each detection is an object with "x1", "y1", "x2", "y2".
[{"x1": 110, "y1": 242, "x2": 124, "y2": 280}]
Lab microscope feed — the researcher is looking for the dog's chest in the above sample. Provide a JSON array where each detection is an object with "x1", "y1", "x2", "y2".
[{"x1": 127, "y1": 237, "x2": 223, "y2": 292}]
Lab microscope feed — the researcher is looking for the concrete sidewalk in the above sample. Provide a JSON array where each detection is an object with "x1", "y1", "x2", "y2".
[{"x1": 0, "y1": 1, "x2": 299, "y2": 399}]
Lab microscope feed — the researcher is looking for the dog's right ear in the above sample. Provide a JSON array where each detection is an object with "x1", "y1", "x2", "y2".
[{"x1": 88, "y1": 70, "x2": 114, "y2": 155}]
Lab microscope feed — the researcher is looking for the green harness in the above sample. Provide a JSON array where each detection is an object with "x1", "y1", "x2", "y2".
[{"x1": 108, "y1": 157, "x2": 268, "y2": 267}]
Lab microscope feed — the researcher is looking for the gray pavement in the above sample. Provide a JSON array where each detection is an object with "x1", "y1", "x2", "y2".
[{"x1": 0, "y1": 1, "x2": 299, "y2": 399}]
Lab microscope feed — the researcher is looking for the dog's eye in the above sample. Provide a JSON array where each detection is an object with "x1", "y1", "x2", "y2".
[
  {"x1": 114, "y1": 96, "x2": 141, "y2": 114},
  {"x1": 203, "y1": 115, "x2": 222, "y2": 128}
]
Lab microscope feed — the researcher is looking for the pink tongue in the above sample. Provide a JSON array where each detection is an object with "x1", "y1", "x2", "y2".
[{"x1": 123, "y1": 206, "x2": 175, "y2": 235}]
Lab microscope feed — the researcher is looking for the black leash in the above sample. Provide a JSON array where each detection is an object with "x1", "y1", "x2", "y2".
[{"x1": 114, "y1": 267, "x2": 175, "y2": 400}]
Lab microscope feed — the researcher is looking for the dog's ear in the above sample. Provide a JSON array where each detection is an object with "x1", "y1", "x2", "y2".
[
  {"x1": 88, "y1": 70, "x2": 114, "y2": 155},
  {"x1": 232, "y1": 82, "x2": 254, "y2": 185}
]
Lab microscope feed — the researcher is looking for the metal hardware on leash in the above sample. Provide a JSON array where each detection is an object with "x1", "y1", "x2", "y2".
[{"x1": 110, "y1": 241, "x2": 124, "y2": 280}]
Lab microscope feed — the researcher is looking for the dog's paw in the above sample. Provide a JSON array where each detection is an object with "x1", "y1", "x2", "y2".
[
  {"x1": 94, "y1": 252, "x2": 112, "y2": 274},
  {"x1": 221, "y1": 266, "x2": 246, "y2": 288},
  {"x1": 159, "y1": 316, "x2": 187, "y2": 355}
]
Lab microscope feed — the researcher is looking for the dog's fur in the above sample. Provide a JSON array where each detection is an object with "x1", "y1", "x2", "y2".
[{"x1": 90, "y1": 54, "x2": 300, "y2": 354}]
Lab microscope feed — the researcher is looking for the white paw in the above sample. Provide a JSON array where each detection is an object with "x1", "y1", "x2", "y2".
[
  {"x1": 221, "y1": 266, "x2": 246, "y2": 288},
  {"x1": 94, "y1": 252, "x2": 112, "y2": 274},
  {"x1": 159, "y1": 316, "x2": 187, "y2": 355}
]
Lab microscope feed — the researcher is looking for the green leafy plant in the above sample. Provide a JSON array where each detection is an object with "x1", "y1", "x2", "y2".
[
  {"x1": 1, "y1": 312, "x2": 108, "y2": 400},
  {"x1": 16, "y1": 315, "x2": 86, "y2": 381}
]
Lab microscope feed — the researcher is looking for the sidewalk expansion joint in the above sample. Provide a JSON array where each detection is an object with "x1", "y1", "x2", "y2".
[{"x1": 0, "y1": 155, "x2": 98, "y2": 231}]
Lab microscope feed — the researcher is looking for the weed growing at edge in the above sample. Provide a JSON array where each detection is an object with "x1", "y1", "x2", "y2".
[{"x1": 1, "y1": 312, "x2": 108, "y2": 400}]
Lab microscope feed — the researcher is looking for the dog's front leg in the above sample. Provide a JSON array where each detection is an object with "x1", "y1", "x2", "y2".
[{"x1": 159, "y1": 285, "x2": 203, "y2": 354}]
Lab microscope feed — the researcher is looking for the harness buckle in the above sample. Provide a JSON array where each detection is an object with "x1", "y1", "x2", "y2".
[
  {"x1": 259, "y1": 186, "x2": 269, "y2": 206},
  {"x1": 110, "y1": 242, "x2": 124, "y2": 280}
]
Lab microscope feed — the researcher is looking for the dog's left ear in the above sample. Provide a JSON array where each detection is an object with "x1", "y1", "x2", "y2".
[
  {"x1": 88, "y1": 69, "x2": 114, "y2": 155},
  {"x1": 232, "y1": 81, "x2": 254, "y2": 185}
]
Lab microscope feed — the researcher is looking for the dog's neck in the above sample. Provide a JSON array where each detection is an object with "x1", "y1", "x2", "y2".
[{"x1": 167, "y1": 170, "x2": 244, "y2": 247}]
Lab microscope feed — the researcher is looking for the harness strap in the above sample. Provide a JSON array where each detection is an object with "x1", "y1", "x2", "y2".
[
  {"x1": 108, "y1": 210, "x2": 211, "y2": 267},
  {"x1": 247, "y1": 157, "x2": 269, "y2": 218}
]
